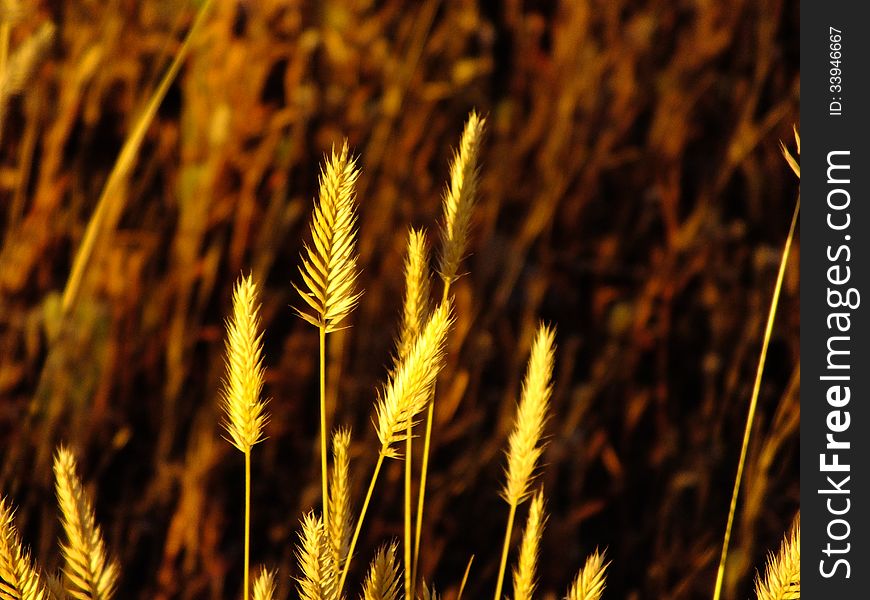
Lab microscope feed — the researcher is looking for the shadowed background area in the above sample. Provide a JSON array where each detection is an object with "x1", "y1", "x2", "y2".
[{"x1": 0, "y1": 0, "x2": 799, "y2": 599}]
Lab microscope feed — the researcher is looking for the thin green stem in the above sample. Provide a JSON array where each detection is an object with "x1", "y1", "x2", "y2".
[
  {"x1": 320, "y1": 325, "x2": 330, "y2": 530},
  {"x1": 712, "y1": 197, "x2": 799, "y2": 600},
  {"x1": 412, "y1": 282, "x2": 451, "y2": 585},
  {"x1": 338, "y1": 452, "x2": 386, "y2": 593},
  {"x1": 244, "y1": 450, "x2": 251, "y2": 600},
  {"x1": 494, "y1": 502, "x2": 517, "y2": 600}
]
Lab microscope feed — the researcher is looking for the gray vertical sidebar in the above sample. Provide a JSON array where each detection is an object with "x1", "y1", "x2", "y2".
[{"x1": 801, "y1": 1, "x2": 869, "y2": 597}]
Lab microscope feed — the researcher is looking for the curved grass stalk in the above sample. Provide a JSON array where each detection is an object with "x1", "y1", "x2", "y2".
[
  {"x1": 61, "y1": 0, "x2": 216, "y2": 318},
  {"x1": 712, "y1": 195, "x2": 800, "y2": 600},
  {"x1": 339, "y1": 303, "x2": 452, "y2": 594},
  {"x1": 457, "y1": 555, "x2": 474, "y2": 600},
  {"x1": 338, "y1": 453, "x2": 384, "y2": 594}
]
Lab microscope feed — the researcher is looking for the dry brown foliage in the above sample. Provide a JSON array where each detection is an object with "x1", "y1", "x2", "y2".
[{"x1": 0, "y1": 1, "x2": 798, "y2": 599}]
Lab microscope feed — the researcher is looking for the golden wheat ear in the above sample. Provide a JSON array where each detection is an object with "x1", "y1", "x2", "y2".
[
  {"x1": 336, "y1": 303, "x2": 454, "y2": 595},
  {"x1": 295, "y1": 513, "x2": 337, "y2": 600},
  {"x1": 294, "y1": 140, "x2": 363, "y2": 332},
  {"x1": 220, "y1": 273, "x2": 269, "y2": 454},
  {"x1": 566, "y1": 549, "x2": 609, "y2": 600},
  {"x1": 394, "y1": 228, "x2": 432, "y2": 369},
  {"x1": 754, "y1": 514, "x2": 799, "y2": 600},
  {"x1": 511, "y1": 490, "x2": 546, "y2": 600},
  {"x1": 252, "y1": 568, "x2": 277, "y2": 600},
  {"x1": 327, "y1": 429, "x2": 353, "y2": 579},
  {"x1": 503, "y1": 325, "x2": 556, "y2": 506},
  {"x1": 0, "y1": 497, "x2": 49, "y2": 600},
  {"x1": 53, "y1": 447, "x2": 119, "y2": 600},
  {"x1": 375, "y1": 301, "x2": 454, "y2": 458},
  {"x1": 438, "y1": 110, "x2": 486, "y2": 287},
  {"x1": 361, "y1": 544, "x2": 401, "y2": 600},
  {"x1": 494, "y1": 325, "x2": 556, "y2": 600},
  {"x1": 221, "y1": 273, "x2": 270, "y2": 600}
]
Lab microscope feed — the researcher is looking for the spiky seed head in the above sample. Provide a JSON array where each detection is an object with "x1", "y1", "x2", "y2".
[
  {"x1": 512, "y1": 489, "x2": 546, "y2": 600},
  {"x1": 375, "y1": 301, "x2": 454, "y2": 457},
  {"x1": 327, "y1": 429, "x2": 353, "y2": 578},
  {"x1": 252, "y1": 568, "x2": 277, "y2": 600},
  {"x1": 394, "y1": 229, "x2": 432, "y2": 369},
  {"x1": 418, "y1": 581, "x2": 438, "y2": 600},
  {"x1": 0, "y1": 497, "x2": 49, "y2": 600},
  {"x1": 295, "y1": 513, "x2": 337, "y2": 600},
  {"x1": 220, "y1": 273, "x2": 269, "y2": 454},
  {"x1": 755, "y1": 514, "x2": 800, "y2": 600},
  {"x1": 780, "y1": 126, "x2": 800, "y2": 179},
  {"x1": 361, "y1": 543, "x2": 401, "y2": 600},
  {"x1": 503, "y1": 325, "x2": 556, "y2": 506},
  {"x1": 294, "y1": 140, "x2": 362, "y2": 332},
  {"x1": 439, "y1": 111, "x2": 486, "y2": 285},
  {"x1": 566, "y1": 550, "x2": 609, "y2": 600},
  {"x1": 45, "y1": 572, "x2": 67, "y2": 600},
  {"x1": 53, "y1": 447, "x2": 119, "y2": 600}
]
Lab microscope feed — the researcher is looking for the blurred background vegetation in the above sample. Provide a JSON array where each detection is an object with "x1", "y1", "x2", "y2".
[{"x1": 0, "y1": 0, "x2": 798, "y2": 599}]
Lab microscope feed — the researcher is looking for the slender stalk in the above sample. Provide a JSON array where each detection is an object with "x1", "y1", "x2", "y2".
[
  {"x1": 244, "y1": 450, "x2": 252, "y2": 600},
  {"x1": 61, "y1": 0, "x2": 216, "y2": 317},
  {"x1": 412, "y1": 283, "x2": 451, "y2": 586},
  {"x1": 320, "y1": 326, "x2": 330, "y2": 529},
  {"x1": 404, "y1": 430, "x2": 413, "y2": 600},
  {"x1": 712, "y1": 197, "x2": 800, "y2": 600},
  {"x1": 494, "y1": 503, "x2": 517, "y2": 600},
  {"x1": 338, "y1": 452, "x2": 386, "y2": 593},
  {"x1": 458, "y1": 555, "x2": 475, "y2": 600}
]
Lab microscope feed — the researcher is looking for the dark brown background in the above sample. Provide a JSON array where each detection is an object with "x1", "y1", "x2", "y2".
[{"x1": 0, "y1": 1, "x2": 799, "y2": 598}]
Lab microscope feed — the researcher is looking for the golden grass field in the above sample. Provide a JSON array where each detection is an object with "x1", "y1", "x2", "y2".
[{"x1": 0, "y1": 1, "x2": 799, "y2": 599}]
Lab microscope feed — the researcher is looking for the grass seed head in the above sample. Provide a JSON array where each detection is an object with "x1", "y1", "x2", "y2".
[
  {"x1": 252, "y1": 568, "x2": 277, "y2": 600},
  {"x1": 566, "y1": 549, "x2": 609, "y2": 600},
  {"x1": 53, "y1": 447, "x2": 119, "y2": 600},
  {"x1": 295, "y1": 512, "x2": 338, "y2": 600},
  {"x1": 503, "y1": 324, "x2": 556, "y2": 506},
  {"x1": 0, "y1": 497, "x2": 49, "y2": 600},
  {"x1": 754, "y1": 514, "x2": 800, "y2": 600},
  {"x1": 328, "y1": 429, "x2": 353, "y2": 578},
  {"x1": 375, "y1": 301, "x2": 453, "y2": 457},
  {"x1": 361, "y1": 543, "x2": 401, "y2": 600},
  {"x1": 439, "y1": 111, "x2": 486, "y2": 286},
  {"x1": 220, "y1": 273, "x2": 269, "y2": 454},
  {"x1": 395, "y1": 228, "x2": 432, "y2": 368},
  {"x1": 295, "y1": 141, "x2": 363, "y2": 332},
  {"x1": 511, "y1": 489, "x2": 546, "y2": 600}
]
